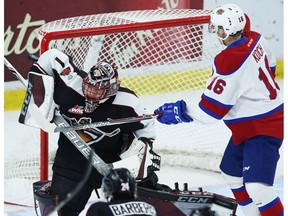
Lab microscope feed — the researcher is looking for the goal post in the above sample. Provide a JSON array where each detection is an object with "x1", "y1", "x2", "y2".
[
  {"x1": 5, "y1": 9, "x2": 236, "y2": 205},
  {"x1": 36, "y1": 8, "x2": 229, "y2": 177}
]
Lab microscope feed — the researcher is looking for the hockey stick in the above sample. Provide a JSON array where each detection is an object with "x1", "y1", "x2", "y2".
[
  {"x1": 4, "y1": 57, "x2": 28, "y2": 87},
  {"x1": 4, "y1": 57, "x2": 112, "y2": 176},
  {"x1": 29, "y1": 105, "x2": 158, "y2": 133},
  {"x1": 53, "y1": 113, "x2": 159, "y2": 133},
  {"x1": 53, "y1": 114, "x2": 113, "y2": 175},
  {"x1": 28, "y1": 53, "x2": 40, "y2": 62}
]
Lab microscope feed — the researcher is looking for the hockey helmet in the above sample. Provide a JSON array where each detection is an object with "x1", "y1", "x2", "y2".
[
  {"x1": 101, "y1": 168, "x2": 136, "y2": 201},
  {"x1": 208, "y1": 4, "x2": 246, "y2": 39},
  {"x1": 82, "y1": 61, "x2": 120, "y2": 113}
]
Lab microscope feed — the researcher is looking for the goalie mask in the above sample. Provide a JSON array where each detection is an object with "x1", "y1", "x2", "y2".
[
  {"x1": 208, "y1": 4, "x2": 246, "y2": 41},
  {"x1": 82, "y1": 61, "x2": 120, "y2": 113},
  {"x1": 102, "y1": 168, "x2": 136, "y2": 201}
]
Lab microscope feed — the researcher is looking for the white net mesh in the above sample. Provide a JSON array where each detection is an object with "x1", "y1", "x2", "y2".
[
  {"x1": 5, "y1": 9, "x2": 232, "y2": 205},
  {"x1": 38, "y1": 9, "x2": 231, "y2": 169}
]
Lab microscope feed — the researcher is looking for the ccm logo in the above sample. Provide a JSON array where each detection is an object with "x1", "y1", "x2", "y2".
[
  {"x1": 21, "y1": 81, "x2": 33, "y2": 116},
  {"x1": 177, "y1": 196, "x2": 210, "y2": 203}
]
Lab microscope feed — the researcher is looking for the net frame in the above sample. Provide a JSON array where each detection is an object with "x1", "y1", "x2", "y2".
[{"x1": 37, "y1": 9, "x2": 228, "y2": 180}]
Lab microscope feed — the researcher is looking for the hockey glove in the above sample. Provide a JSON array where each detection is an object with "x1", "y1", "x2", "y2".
[{"x1": 154, "y1": 100, "x2": 193, "y2": 124}]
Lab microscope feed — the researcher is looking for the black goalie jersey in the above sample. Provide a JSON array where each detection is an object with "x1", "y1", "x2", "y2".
[{"x1": 29, "y1": 48, "x2": 156, "y2": 181}]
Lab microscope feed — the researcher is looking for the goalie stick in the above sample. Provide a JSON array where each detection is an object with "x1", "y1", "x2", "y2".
[
  {"x1": 4, "y1": 57, "x2": 112, "y2": 176},
  {"x1": 4, "y1": 57, "x2": 28, "y2": 87}
]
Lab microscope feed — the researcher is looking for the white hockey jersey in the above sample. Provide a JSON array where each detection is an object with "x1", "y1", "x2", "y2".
[{"x1": 189, "y1": 31, "x2": 283, "y2": 144}]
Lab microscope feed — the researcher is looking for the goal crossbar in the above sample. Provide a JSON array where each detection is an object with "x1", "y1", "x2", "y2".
[{"x1": 40, "y1": 15, "x2": 210, "y2": 51}]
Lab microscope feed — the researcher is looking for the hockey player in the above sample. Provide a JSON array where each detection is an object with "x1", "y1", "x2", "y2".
[
  {"x1": 154, "y1": 4, "x2": 283, "y2": 216},
  {"x1": 23, "y1": 48, "x2": 156, "y2": 216},
  {"x1": 86, "y1": 168, "x2": 159, "y2": 216}
]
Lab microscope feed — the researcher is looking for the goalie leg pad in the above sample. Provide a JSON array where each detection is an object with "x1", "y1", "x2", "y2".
[{"x1": 33, "y1": 181, "x2": 61, "y2": 216}]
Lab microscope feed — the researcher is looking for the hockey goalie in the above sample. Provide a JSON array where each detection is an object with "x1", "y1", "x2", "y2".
[{"x1": 12, "y1": 48, "x2": 238, "y2": 216}]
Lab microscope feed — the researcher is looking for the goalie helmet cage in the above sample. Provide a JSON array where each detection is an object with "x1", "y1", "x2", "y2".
[{"x1": 5, "y1": 9, "x2": 240, "y2": 205}]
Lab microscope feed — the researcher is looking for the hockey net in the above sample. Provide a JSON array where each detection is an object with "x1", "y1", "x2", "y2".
[{"x1": 5, "y1": 9, "x2": 232, "y2": 205}]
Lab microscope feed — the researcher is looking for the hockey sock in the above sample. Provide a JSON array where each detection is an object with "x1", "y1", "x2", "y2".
[
  {"x1": 231, "y1": 185, "x2": 260, "y2": 216},
  {"x1": 246, "y1": 182, "x2": 283, "y2": 216},
  {"x1": 258, "y1": 197, "x2": 283, "y2": 216},
  {"x1": 221, "y1": 173, "x2": 260, "y2": 215}
]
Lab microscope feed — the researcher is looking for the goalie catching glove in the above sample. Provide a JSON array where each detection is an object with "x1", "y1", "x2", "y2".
[{"x1": 154, "y1": 100, "x2": 193, "y2": 124}]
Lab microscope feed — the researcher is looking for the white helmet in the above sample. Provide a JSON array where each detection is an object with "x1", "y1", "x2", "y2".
[{"x1": 209, "y1": 4, "x2": 246, "y2": 37}]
